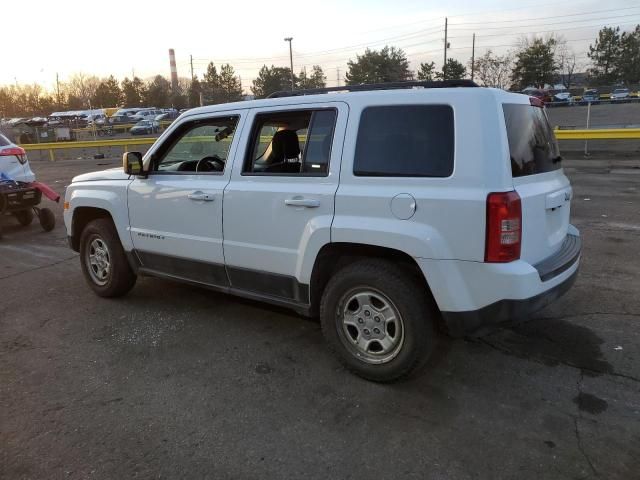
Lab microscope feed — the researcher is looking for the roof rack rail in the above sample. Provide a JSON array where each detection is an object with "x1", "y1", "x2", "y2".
[{"x1": 267, "y1": 79, "x2": 479, "y2": 98}]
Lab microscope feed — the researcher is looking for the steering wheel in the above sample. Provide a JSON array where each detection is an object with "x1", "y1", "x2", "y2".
[{"x1": 195, "y1": 156, "x2": 225, "y2": 173}]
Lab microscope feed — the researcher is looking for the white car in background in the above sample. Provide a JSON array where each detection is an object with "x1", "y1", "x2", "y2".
[
  {"x1": 0, "y1": 133, "x2": 35, "y2": 183},
  {"x1": 610, "y1": 88, "x2": 630, "y2": 102},
  {"x1": 553, "y1": 91, "x2": 574, "y2": 104}
]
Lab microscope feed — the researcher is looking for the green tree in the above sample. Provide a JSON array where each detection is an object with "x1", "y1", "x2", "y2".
[
  {"x1": 219, "y1": 64, "x2": 243, "y2": 102},
  {"x1": 511, "y1": 36, "x2": 558, "y2": 89},
  {"x1": 416, "y1": 61, "x2": 436, "y2": 81},
  {"x1": 202, "y1": 62, "x2": 223, "y2": 104},
  {"x1": 251, "y1": 65, "x2": 295, "y2": 98},
  {"x1": 345, "y1": 46, "x2": 412, "y2": 85},
  {"x1": 144, "y1": 75, "x2": 171, "y2": 107},
  {"x1": 188, "y1": 77, "x2": 202, "y2": 107},
  {"x1": 297, "y1": 65, "x2": 326, "y2": 89},
  {"x1": 92, "y1": 75, "x2": 122, "y2": 107},
  {"x1": 470, "y1": 50, "x2": 513, "y2": 89},
  {"x1": 617, "y1": 25, "x2": 640, "y2": 84},
  {"x1": 436, "y1": 58, "x2": 467, "y2": 80},
  {"x1": 588, "y1": 27, "x2": 622, "y2": 85},
  {"x1": 121, "y1": 77, "x2": 145, "y2": 106}
]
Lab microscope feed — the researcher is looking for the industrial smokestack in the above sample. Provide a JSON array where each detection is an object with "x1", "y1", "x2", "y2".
[{"x1": 169, "y1": 49, "x2": 178, "y2": 92}]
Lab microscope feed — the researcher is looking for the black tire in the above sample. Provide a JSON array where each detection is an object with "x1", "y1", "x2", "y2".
[
  {"x1": 14, "y1": 208, "x2": 34, "y2": 226},
  {"x1": 320, "y1": 259, "x2": 437, "y2": 382},
  {"x1": 38, "y1": 208, "x2": 55, "y2": 231},
  {"x1": 79, "y1": 218, "x2": 136, "y2": 297}
]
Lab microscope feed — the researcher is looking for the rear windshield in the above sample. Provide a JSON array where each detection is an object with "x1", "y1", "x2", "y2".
[
  {"x1": 503, "y1": 104, "x2": 561, "y2": 178},
  {"x1": 0, "y1": 134, "x2": 10, "y2": 146}
]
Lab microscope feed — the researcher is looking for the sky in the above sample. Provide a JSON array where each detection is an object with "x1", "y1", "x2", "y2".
[{"x1": 2, "y1": 0, "x2": 639, "y2": 91}]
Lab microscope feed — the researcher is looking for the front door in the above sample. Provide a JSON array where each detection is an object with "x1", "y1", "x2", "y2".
[
  {"x1": 128, "y1": 111, "x2": 245, "y2": 285},
  {"x1": 223, "y1": 103, "x2": 347, "y2": 302}
]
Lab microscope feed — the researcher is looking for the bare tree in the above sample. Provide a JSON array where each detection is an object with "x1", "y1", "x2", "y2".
[
  {"x1": 557, "y1": 43, "x2": 580, "y2": 89},
  {"x1": 470, "y1": 50, "x2": 514, "y2": 89},
  {"x1": 63, "y1": 73, "x2": 100, "y2": 108}
]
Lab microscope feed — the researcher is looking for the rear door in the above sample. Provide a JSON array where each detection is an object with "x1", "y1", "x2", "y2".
[
  {"x1": 503, "y1": 102, "x2": 571, "y2": 264},
  {"x1": 222, "y1": 102, "x2": 347, "y2": 301}
]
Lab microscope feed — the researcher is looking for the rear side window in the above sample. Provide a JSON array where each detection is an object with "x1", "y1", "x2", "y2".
[
  {"x1": 0, "y1": 134, "x2": 10, "y2": 146},
  {"x1": 354, "y1": 105, "x2": 454, "y2": 177},
  {"x1": 503, "y1": 104, "x2": 561, "y2": 177}
]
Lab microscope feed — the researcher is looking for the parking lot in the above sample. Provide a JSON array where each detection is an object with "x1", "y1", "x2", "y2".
[{"x1": 1, "y1": 157, "x2": 639, "y2": 479}]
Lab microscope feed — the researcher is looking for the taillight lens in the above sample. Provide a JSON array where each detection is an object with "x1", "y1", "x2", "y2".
[
  {"x1": 485, "y1": 191, "x2": 522, "y2": 262},
  {"x1": 0, "y1": 146, "x2": 27, "y2": 164}
]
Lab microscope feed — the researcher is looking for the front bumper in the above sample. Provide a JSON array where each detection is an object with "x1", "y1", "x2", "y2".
[{"x1": 419, "y1": 229, "x2": 582, "y2": 337}]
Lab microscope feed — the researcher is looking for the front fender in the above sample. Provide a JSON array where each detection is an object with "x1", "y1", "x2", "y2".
[{"x1": 65, "y1": 181, "x2": 133, "y2": 250}]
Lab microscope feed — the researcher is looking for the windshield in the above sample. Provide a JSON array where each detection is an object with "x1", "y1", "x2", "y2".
[
  {"x1": 614, "y1": 89, "x2": 628, "y2": 93},
  {"x1": 503, "y1": 103, "x2": 561, "y2": 178}
]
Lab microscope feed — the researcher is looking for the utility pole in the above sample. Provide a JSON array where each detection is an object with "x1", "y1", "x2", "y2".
[
  {"x1": 284, "y1": 37, "x2": 294, "y2": 90},
  {"x1": 337, "y1": 67, "x2": 341, "y2": 87},
  {"x1": 443, "y1": 17, "x2": 448, "y2": 80},
  {"x1": 190, "y1": 55, "x2": 195, "y2": 82},
  {"x1": 55, "y1": 72, "x2": 61, "y2": 109},
  {"x1": 303, "y1": 66, "x2": 307, "y2": 89},
  {"x1": 471, "y1": 33, "x2": 476, "y2": 82}
]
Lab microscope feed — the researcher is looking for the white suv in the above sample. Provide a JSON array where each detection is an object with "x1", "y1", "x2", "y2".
[{"x1": 64, "y1": 81, "x2": 581, "y2": 382}]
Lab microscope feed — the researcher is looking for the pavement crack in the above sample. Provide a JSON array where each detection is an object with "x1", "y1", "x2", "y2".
[
  {"x1": 574, "y1": 370, "x2": 600, "y2": 478},
  {"x1": 472, "y1": 336, "x2": 640, "y2": 384},
  {"x1": 0, "y1": 255, "x2": 77, "y2": 281}
]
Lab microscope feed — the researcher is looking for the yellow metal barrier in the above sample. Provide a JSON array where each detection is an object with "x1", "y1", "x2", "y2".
[
  {"x1": 20, "y1": 137, "x2": 157, "y2": 161},
  {"x1": 554, "y1": 128, "x2": 640, "y2": 140},
  {"x1": 18, "y1": 128, "x2": 640, "y2": 161}
]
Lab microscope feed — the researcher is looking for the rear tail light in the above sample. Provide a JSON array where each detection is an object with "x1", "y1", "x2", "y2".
[
  {"x1": 0, "y1": 146, "x2": 27, "y2": 164},
  {"x1": 529, "y1": 96, "x2": 544, "y2": 108},
  {"x1": 485, "y1": 191, "x2": 522, "y2": 262}
]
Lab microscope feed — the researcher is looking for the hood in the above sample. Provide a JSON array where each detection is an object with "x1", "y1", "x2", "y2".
[{"x1": 72, "y1": 167, "x2": 130, "y2": 183}]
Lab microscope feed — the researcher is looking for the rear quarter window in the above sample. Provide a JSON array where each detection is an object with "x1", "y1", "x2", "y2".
[
  {"x1": 503, "y1": 104, "x2": 561, "y2": 178},
  {"x1": 353, "y1": 105, "x2": 454, "y2": 177},
  {"x1": 0, "y1": 134, "x2": 10, "y2": 146}
]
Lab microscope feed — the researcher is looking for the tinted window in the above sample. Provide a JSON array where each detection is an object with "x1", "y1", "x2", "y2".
[
  {"x1": 353, "y1": 105, "x2": 454, "y2": 177},
  {"x1": 244, "y1": 109, "x2": 336, "y2": 176},
  {"x1": 503, "y1": 104, "x2": 561, "y2": 178},
  {"x1": 0, "y1": 134, "x2": 10, "y2": 146}
]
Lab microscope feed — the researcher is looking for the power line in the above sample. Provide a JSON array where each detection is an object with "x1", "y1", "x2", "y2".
[
  {"x1": 449, "y1": 12, "x2": 640, "y2": 33},
  {"x1": 450, "y1": 5, "x2": 640, "y2": 26}
]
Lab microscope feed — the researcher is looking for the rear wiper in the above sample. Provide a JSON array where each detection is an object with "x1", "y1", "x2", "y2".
[{"x1": 552, "y1": 155, "x2": 563, "y2": 164}]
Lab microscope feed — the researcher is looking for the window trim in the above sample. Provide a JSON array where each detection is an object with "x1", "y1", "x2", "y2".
[
  {"x1": 149, "y1": 115, "x2": 240, "y2": 176},
  {"x1": 241, "y1": 107, "x2": 337, "y2": 178},
  {"x1": 352, "y1": 104, "x2": 455, "y2": 179}
]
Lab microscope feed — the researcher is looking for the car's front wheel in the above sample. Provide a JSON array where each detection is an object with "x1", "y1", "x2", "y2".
[
  {"x1": 320, "y1": 259, "x2": 437, "y2": 382},
  {"x1": 79, "y1": 218, "x2": 136, "y2": 297}
]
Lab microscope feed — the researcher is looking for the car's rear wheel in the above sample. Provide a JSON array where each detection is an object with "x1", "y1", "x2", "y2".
[
  {"x1": 320, "y1": 259, "x2": 437, "y2": 382},
  {"x1": 79, "y1": 218, "x2": 136, "y2": 297}
]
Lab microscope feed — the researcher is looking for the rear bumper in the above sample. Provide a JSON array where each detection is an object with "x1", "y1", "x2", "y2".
[
  {"x1": 418, "y1": 227, "x2": 581, "y2": 337},
  {"x1": 0, "y1": 182, "x2": 42, "y2": 213},
  {"x1": 440, "y1": 266, "x2": 578, "y2": 337}
]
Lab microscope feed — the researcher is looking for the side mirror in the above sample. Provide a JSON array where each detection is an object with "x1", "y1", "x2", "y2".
[{"x1": 123, "y1": 151, "x2": 144, "y2": 176}]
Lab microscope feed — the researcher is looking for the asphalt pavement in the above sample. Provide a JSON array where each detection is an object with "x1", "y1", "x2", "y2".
[{"x1": 1, "y1": 157, "x2": 639, "y2": 480}]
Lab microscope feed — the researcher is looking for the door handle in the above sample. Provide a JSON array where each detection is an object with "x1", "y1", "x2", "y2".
[
  {"x1": 188, "y1": 191, "x2": 214, "y2": 202},
  {"x1": 284, "y1": 197, "x2": 320, "y2": 208}
]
